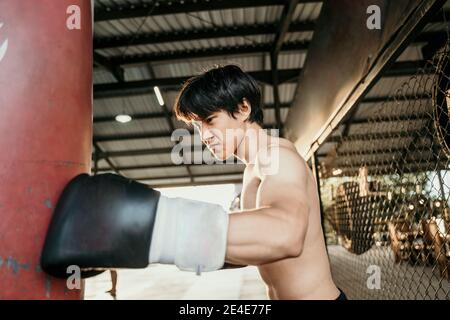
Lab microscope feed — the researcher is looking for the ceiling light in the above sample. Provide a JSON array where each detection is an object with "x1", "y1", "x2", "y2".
[
  {"x1": 115, "y1": 114, "x2": 132, "y2": 123},
  {"x1": 154, "y1": 86, "x2": 164, "y2": 106}
]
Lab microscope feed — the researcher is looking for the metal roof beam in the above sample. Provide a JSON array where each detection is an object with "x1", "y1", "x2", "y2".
[
  {"x1": 94, "y1": 68, "x2": 302, "y2": 99},
  {"x1": 94, "y1": 61, "x2": 428, "y2": 99},
  {"x1": 93, "y1": 103, "x2": 292, "y2": 123},
  {"x1": 94, "y1": 21, "x2": 315, "y2": 50},
  {"x1": 94, "y1": 0, "x2": 320, "y2": 22},
  {"x1": 94, "y1": 123, "x2": 280, "y2": 143},
  {"x1": 107, "y1": 41, "x2": 309, "y2": 66}
]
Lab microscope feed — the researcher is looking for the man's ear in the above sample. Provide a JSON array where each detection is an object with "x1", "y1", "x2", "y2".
[{"x1": 238, "y1": 99, "x2": 252, "y2": 121}]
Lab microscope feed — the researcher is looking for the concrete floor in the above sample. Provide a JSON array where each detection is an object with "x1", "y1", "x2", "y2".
[
  {"x1": 84, "y1": 265, "x2": 268, "y2": 300},
  {"x1": 328, "y1": 245, "x2": 450, "y2": 300},
  {"x1": 85, "y1": 245, "x2": 450, "y2": 300}
]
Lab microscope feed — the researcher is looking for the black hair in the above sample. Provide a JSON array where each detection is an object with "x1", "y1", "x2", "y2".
[{"x1": 174, "y1": 64, "x2": 263, "y2": 126}]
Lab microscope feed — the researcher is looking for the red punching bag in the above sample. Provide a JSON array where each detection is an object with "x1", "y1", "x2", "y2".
[{"x1": 0, "y1": 0, "x2": 92, "y2": 299}]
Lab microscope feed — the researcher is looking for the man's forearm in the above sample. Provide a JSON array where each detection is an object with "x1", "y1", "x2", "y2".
[{"x1": 225, "y1": 207, "x2": 305, "y2": 266}]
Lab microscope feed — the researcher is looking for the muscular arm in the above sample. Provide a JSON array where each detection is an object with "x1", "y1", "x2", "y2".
[{"x1": 225, "y1": 147, "x2": 311, "y2": 266}]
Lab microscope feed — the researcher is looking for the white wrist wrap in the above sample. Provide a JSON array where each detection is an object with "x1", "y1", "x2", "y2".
[{"x1": 149, "y1": 195, "x2": 229, "y2": 273}]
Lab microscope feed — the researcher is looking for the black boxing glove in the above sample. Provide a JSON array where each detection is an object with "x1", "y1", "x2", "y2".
[{"x1": 41, "y1": 173, "x2": 229, "y2": 278}]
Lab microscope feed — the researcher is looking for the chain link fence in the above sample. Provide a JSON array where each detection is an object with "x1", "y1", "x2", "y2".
[{"x1": 319, "y1": 40, "x2": 450, "y2": 299}]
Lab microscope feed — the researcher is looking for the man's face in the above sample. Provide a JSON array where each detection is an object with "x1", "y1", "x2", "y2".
[{"x1": 193, "y1": 110, "x2": 247, "y2": 161}]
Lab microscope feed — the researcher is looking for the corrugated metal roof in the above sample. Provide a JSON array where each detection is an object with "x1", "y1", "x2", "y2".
[
  {"x1": 123, "y1": 65, "x2": 152, "y2": 81},
  {"x1": 149, "y1": 54, "x2": 267, "y2": 78},
  {"x1": 92, "y1": 1, "x2": 450, "y2": 186},
  {"x1": 316, "y1": 141, "x2": 338, "y2": 155},
  {"x1": 94, "y1": 6, "x2": 285, "y2": 38},
  {"x1": 96, "y1": 34, "x2": 277, "y2": 57},
  {"x1": 94, "y1": 1, "x2": 323, "y2": 30},
  {"x1": 95, "y1": 158, "x2": 112, "y2": 169},
  {"x1": 94, "y1": 118, "x2": 171, "y2": 136},
  {"x1": 284, "y1": 31, "x2": 314, "y2": 43},
  {"x1": 395, "y1": 45, "x2": 424, "y2": 62},
  {"x1": 346, "y1": 119, "x2": 427, "y2": 136},
  {"x1": 337, "y1": 137, "x2": 415, "y2": 153},
  {"x1": 332, "y1": 147, "x2": 433, "y2": 167},
  {"x1": 94, "y1": 68, "x2": 120, "y2": 84},
  {"x1": 364, "y1": 76, "x2": 427, "y2": 99},
  {"x1": 94, "y1": 94, "x2": 164, "y2": 116},
  {"x1": 94, "y1": 0, "x2": 141, "y2": 9},
  {"x1": 292, "y1": 2, "x2": 323, "y2": 21},
  {"x1": 90, "y1": 1, "x2": 450, "y2": 186},
  {"x1": 263, "y1": 108, "x2": 290, "y2": 125},
  {"x1": 353, "y1": 99, "x2": 431, "y2": 121},
  {"x1": 265, "y1": 52, "x2": 307, "y2": 69},
  {"x1": 263, "y1": 83, "x2": 298, "y2": 104},
  {"x1": 332, "y1": 151, "x2": 402, "y2": 166},
  {"x1": 97, "y1": 137, "x2": 174, "y2": 151}
]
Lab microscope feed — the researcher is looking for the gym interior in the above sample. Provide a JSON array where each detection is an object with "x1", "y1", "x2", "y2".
[{"x1": 0, "y1": 0, "x2": 449, "y2": 300}]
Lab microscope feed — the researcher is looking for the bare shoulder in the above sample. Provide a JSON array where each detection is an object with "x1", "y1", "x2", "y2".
[
  {"x1": 254, "y1": 137, "x2": 311, "y2": 210},
  {"x1": 255, "y1": 137, "x2": 309, "y2": 184},
  {"x1": 267, "y1": 137, "x2": 300, "y2": 157}
]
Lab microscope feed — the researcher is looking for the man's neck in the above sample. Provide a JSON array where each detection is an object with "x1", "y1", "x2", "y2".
[{"x1": 234, "y1": 123, "x2": 271, "y2": 166}]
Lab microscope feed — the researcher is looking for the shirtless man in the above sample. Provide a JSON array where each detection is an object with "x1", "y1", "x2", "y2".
[
  {"x1": 173, "y1": 64, "x2": 343, "y2": 300},
  {"x1": 41, "y1": 65, "x2": 345, "y2": 300}
]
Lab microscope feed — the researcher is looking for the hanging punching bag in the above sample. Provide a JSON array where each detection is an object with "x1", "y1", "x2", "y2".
[{"x1": 0, "y1": 0, "x2": 92, "y2": 299}]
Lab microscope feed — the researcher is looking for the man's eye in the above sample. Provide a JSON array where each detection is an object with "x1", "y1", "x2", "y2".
[{"x1": 205, "y1": 118, "x2": 213, "y2": 124}]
